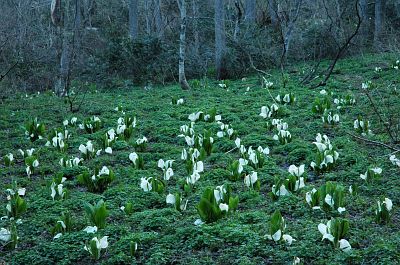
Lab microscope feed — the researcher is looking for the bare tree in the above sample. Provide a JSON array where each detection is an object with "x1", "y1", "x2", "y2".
[
  {"x1": 359, "y1": 0, "x2": 368, "y2": 39},
  {"x1": 0, "y1": 62, "x2": 18, "y2": 83},
  {"x1": 276, "y1": 0, "x2": 303, "y2": 60},
  {"x1": 309, "y1": 0, "x2": 362, "y2": 88},
  {"x1": 233, "y1": 1, "x2": 243, "y2": 41},
  {"x1": 268, "y1": 0, "x2": 278, "y2": 26},
  {"x1": 154, "y1": 0, "x2": 164, "y2": 37},
  {"x1": 144, "y1": 0, "x2": 151, "y2": 35},
  {"x1": 53, "y1": 0, "x2": 82, "y2": 97},
  {"x1": 215, "y1": 0, "x2": 226, "y2": 80},
  {"x1": 245, "y1": 0, "x2": 256, "y2": 23},
  {"x1": 83, "y1": 0, "x2": 96, "y2": 27},
  {"x1": 128, "y1": 0, "x2": 139, "y2": 39},
  {"x1": 192, "y1": 0, "x2": 200, "y2": 56},
  {"x1": 374, "y1": 0, "x2": 386, "y2": 49},
  {"x1": 177, "y1": 0, "x2": 191, "y2": 90},
  {"x1": 53, "y1": 0, "x2": 70, "y2": 96}
]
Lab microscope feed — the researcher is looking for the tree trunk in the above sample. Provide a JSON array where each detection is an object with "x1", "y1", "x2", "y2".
[
  {"x1": 396, "y1": 2, "x2": 400, "y2": 18},
  {"x1": 54, "y1": 0, "x2": 71, "y2": 96},
  {"x1": 359, "y1": 0, "x2": 369, "y2": 43},
  {"x1": 283, "y1": 0, "x2": 302, "y2": 58},
  {"x1": 177, "y1": 0, "x2": 190, "y2": 90},
  {"x1": 56, "y1": 31, "x2": 72, "y2": 96},
  {"x1": 374, "y1": 0, "x2": 385, "y2": 49},
  {"x1": 128, "y1": 0, "x2": 139, "y2": 39},
  {"x1": 154, "y1": 0, "x2": 164, "y2": 38},
  {"x1": 268, "y1": 0, "x2": 278, "y2": 27},
  {"x1": 215, "y1": 0, "x2": 226, "y2": 80},
  {"x1": 233, "y1": 0, "x2": 242, "y2": 41},
  {"x1": 83, "y1": 0, "x2": 96, "y2": 27},
  {"x1": 245, "y1": 0, "x2": 256, "y2": 23},
  {"x1": 74, "y1": 0, "x2": 82, "y2": 51},
  {"x1": 192, "y1": 0, "x2": 200, "y2": 56},
  {"x1": 54, "y1": 0, "x2": 82, "y2": 96},
  {"x1": 144, "y1": 0, "x2": 151, "y2": 35}
]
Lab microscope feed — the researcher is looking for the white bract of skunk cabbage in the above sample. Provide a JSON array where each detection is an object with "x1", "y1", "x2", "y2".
[{"x1": 140, "y1": 177, "x2": 152, "y2": 192}]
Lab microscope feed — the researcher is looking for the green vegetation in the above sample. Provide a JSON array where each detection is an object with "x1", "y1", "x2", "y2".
[{"x1": 0, "y1": 54, "x2": 399, "y2": 264}]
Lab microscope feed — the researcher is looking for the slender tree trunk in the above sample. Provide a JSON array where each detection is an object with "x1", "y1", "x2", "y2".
[
  {"x1": 144, "y1": 0, "x2": 151, "y2": 35},
  {"x1": 396, "y1": 2, "x2": 400, "y2": 18},
  {"x1": 359, "y1": 0, "x2": 369, "y2": 43},
  {"x1": 54, "y1": 0, "x2": 81, "y2": 96},
  {"x1": 74, "y1": 0, "x2": 82, "y2": 51},
  {"x1": 245, "y1": 0, "x2": 256, "y2": 23},
  {"x1": 83, "y1": 0, "x2": 96, "y2": 27},
  {"x1": 54, "y1": 0, "x2": 71, "y2": 96},
  {"x1": 128, "y1": 0, "x2": 139, "y2": 39},
  {"x1": 233, "y1": 0, "x2": 242, "y2": 41},
  {"x1": 177, "y1": 0, "x2": 190, "y2": 90},
  {"x1": 283, "y1": 0, "x2": 302, "y2": 58},
  {"x1": 215, "y1": 0, "x2": 226, "y2": 80},
  {"x1": 192, "y1": 0, "x2": 200, "y2": 56},
  {"x1": 55, "y1": 32, "x2": 70, "y2": 96},
  {"x1": 154, "y1": 0, "x2": 164, "y2": 38},
  {"x1": 268, "y1": 0, "x2": 278, "y2": 27},
  {"x1": 374, "y1": 0, "x2": 385, "y2": 49}
]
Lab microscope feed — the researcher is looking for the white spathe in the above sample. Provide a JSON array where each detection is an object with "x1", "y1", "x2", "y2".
[
  {"x1": 339, "y1": 239, "x2": 351, "y2": 252},
  {"x1": 166, "y1": 194, "x2": 176, "y2": 205},
  {"x1": 83, "y1": 226, "x2": 98, "y2": 234},
  {"x1": 140, "y1": 177, "x2": 152, "y2": 192},
  {"x1": 219, "y1": 203, "x2": 229, "y2": 212},
  {"x1": 288, "y1": 164, "x2": 305, "y2": 177}
]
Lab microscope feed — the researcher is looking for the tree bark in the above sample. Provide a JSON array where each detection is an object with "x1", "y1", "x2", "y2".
[
  {"x1": 83, "y1": 0, "x2": 96, "y2": 27},
  {"x1": 215, "y1": 0, "x2": 227, "y2": 80},
  {"x1": 245, "y1": 0, "x2": 256, "y2": 23},
  {"x1": 177, "y1": 0, "x2": 190, "y2": 90},
  {"x1": 359, "y1": 0, "x2": 368, "y2": 38},
  {"x1": 51, "y1": 0, "x2": 62, "y2": 26},
  {"x1": 310, "y1": 0, "x2": 362, "y2": 89},
  {"x1": 268, "y1": 0, "x2": 278, "y2": 26},
  {"x1": 192, "y1": 0, "x2": 200, "y2": 56},
  {"x1": 144, "y1": 0, "x2": 151, "y2": 35},
  {"x1": 54, "y1": 0, "x2": 82, "y2": 96},
  {"x1": 55, "y1": 0, "x2": 70, "y2": 96},
  {"x1": 283, "y1": 0, "x2": 302, "y2": 57},
  {"x1": 154, "y1": 0, "x2": 164, "y2": 38},
  {"x1": 128, "y1": 0, "x2": 139, "y2": 39},
  {"x1": 374, "y1": 0, "x2": 385, "y2": 49},
  {"x1": 233, "y1": 0, "x2": 242, "y2": 41}
]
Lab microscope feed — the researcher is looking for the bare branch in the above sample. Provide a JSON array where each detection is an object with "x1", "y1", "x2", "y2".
[
  {"x1": 0, "y1": 61, "x2": 18, "y2": 82},
  {"x1": 362, "y1": 87, "x2": 397, "y2": 143},
  {"x1": 310, "y1": 0, "x2": 362, "y2": 89},
  {"x1": 347, "y1": 132, "x2": 400, "y2": 152}
]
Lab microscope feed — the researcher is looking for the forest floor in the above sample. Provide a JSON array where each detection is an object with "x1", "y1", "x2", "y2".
[{"x1": 1, "y1": 53, "x2": 400, "y2": 264}]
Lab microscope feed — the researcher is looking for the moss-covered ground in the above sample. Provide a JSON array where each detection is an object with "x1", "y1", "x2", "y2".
[{"x1": 0, "y1": 53, "x2": 399, "y2": 264}]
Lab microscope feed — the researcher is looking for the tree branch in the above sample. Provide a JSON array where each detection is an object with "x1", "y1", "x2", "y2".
[
  {"x1": 346, "y1": 132, "x2": 400, "y2": 152},
  {"x1": 0, "y1": 61, "x2": 18, "y2": 82},
  {"x1": 362, "y1": 87, "x2": 397, "y2": 143},
  {"x1": 310, "y1": 0, "x2": 362, "y2": 89}
]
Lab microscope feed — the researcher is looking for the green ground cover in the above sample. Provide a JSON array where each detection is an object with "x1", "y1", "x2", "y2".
[{"x1": 0, "y1": 53, "x2": 399, "y2": 264}]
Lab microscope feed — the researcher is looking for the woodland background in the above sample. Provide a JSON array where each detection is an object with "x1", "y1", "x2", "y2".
[{"x1": 0, "y1": 0, "x2": 399, "y2": 94}]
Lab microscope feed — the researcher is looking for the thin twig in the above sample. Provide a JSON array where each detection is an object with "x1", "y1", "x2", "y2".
[
  {"x1": 225, "y1": 147, "x2": 237, "y2": 154},
  {"x1": 362, "y1": 87, "x2": 396, "y2": 143},
  {"x1": 262, "y1": 76, "x2": 278, "y2": 104},
  {"x1": 0, "y1": 61, "x2": 18, "y2": 82},
  {"x1": 346, "y1": 132, "x2": 400, "y2": 152},
  {"x1": 247, "y1": 52, "x2": 272, "y2": 77},
  {"x1": 310, "y1": 0, "x2": 362, "y2": 89}
]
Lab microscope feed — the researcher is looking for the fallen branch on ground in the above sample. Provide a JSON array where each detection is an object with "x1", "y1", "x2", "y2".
[{"x1": 346, "y1": 132, "x2": 400, "y2": 152}]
